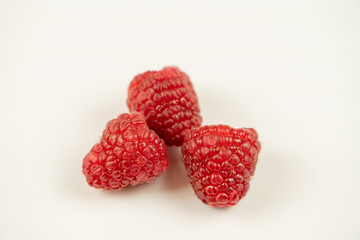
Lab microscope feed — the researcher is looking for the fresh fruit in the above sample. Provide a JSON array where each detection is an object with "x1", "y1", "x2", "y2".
[
  {"x1": 127, "y1": 66, "x2": 202, "y2": 146},
  {"x1": 82, "y1": 112, "x2": 169, "y2": 190},
  {"x1": 181, "y1": 125, "x2": 261, "y2": 208}
]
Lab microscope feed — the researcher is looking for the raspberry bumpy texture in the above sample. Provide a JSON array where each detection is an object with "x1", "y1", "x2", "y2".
[
  {"x1": 82, "y1": 112, "x2": 169, "y2": 190},
  {"x1": 181, "y1": 125, "x2": 261, "y2": 208},
  {"x1": 127, "y1": 66, "x2": 202, "y2": 146}
]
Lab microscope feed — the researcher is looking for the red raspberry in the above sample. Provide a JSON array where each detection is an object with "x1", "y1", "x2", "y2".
[
  {"x1": 127, "y1": 66, "x2": 202, "y2": 146},
  {"x1": 181, "y1": 125, "x2": 261, "y2": 208},
  {"x1": 82, "y1": 112, "x2": 169, "y2": 190}
]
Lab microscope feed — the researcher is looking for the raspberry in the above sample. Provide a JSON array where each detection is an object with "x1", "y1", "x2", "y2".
[
  {"x1": 82, "y1": 112, "x2": 169, "y2": 190},
  {"x1": 127, "y1": 66, "x2": 202, "y2": 146},
  {"x1": 181, "y1": 125, "x2": 261, "y2": 208}
]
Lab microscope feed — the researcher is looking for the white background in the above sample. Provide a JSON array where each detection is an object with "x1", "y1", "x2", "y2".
[{"x1": 1, "y1": 0, "x2": 359, "y2": 239}]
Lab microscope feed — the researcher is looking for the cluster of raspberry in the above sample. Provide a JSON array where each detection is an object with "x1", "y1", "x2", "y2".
[{"x1": 82, "y1": 67, "x2": 261, "y2": 208}]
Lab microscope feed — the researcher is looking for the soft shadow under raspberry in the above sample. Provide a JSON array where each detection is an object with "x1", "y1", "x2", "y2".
[{"x1": 160, "y1": 146, "x2": 189, "y2": 190}]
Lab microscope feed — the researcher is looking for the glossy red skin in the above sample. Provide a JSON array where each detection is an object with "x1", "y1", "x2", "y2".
[
  {"x1": 127, "y1": 66, "x2": 202, "y2": 146},
  {"x1": 82, "y1": 112, "x2": 169, "y2": 190},
  {"x1": 181, "y1": 125, "x2": 261, "y2": 208}
]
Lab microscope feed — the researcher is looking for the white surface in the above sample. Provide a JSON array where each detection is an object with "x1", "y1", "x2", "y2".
[{"x1": 1, "y1": 0, "x2": 359, "y2": 239}]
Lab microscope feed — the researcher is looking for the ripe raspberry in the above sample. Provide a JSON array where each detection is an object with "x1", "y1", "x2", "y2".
[
  {"x1": 82, "y1": 112, "x2": 169, "y2": 190},
  {"x1": 127, "y1": 66, "x2": 202, "y2": 146},
  {"x1": 181, "y1": 125, "x2": 261, "y2": 208}
]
